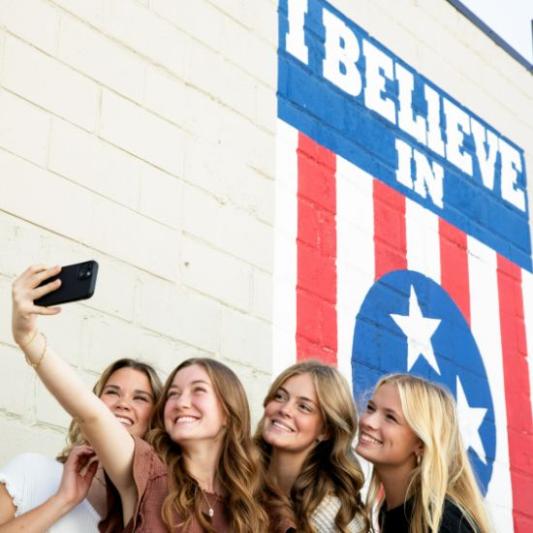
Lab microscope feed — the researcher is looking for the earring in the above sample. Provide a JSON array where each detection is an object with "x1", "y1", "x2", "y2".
[{"x1": 416, "y1": 454, "x2": 421, "y2": 466}]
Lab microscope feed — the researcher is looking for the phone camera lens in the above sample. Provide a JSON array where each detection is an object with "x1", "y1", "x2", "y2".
[{"x1": 78, "y1": 267, "x2": 92, "y2": 280}]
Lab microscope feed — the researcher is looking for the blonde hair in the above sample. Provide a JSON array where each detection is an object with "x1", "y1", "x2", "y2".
[
  {"x1": 57, "y1": 358, "x2": 162, "y2": 463},
  {"x1": 366, "y1": 374, "x2": 491, "y2": 533},
  {"x1": 148, "y1": 358, "x2": 269, "y2": 533},
  {"x1": 255, "y1": 360, "x2": 368, "y2": 533}
]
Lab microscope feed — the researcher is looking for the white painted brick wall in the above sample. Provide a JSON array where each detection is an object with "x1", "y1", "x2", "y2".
[
  {"x1": 3, "y1": 36, "x2": 100, "y2": 131},
  {"x1": 49, "y1": 118, "x2": 142, "y2": 210},
  {"x1": 182, "y1": 183, "x2": 273, "y2": 271},
  {"x1": 220, "y1": 307, "x2": 272, "y2": 373},
  {"x1": 58, "y1": 14, "x2": 147, "y2": 103},
  {"x1": 99, "y1": 90, "x2": 184, "y2": 177},
  {"x1": 0, "y1": 89, "x2": 51, "y2": 166},
  {"x1": 0, "y1": 0, "x2": 60, "y2": 55},
  {"x1": 181, "y1": 235, "x2": 252, "y2": 312}
]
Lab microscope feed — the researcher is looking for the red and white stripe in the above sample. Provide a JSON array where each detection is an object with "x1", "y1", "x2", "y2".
[{"x1": 273, "y1": 119, "x2": 533, "y2": 532}]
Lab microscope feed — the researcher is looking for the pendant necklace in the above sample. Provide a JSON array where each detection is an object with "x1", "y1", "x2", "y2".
[{"x1": 200, "y1": 487, "x2": 215, "y2": 518}]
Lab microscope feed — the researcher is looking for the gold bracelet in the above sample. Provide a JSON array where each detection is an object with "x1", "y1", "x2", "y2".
[
  {"x1": 20, "y1": 329, "x2": 39, "y2": 348},
  {"x1": 24, "y1": 332, "x2": 47, "y2": 370}
]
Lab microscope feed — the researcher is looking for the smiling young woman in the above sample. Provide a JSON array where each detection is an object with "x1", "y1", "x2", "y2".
[
  {"x1": 356, "y1": 374, "x2": 491, "y2": 533},
  {"x1": 255, "y1": 360, "x2": 369, "y2": 533},
  {"x1": 0, "y1": 358, "x2": 162, "y2": 532}
]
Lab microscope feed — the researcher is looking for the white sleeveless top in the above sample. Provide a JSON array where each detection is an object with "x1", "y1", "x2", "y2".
[{"x1": 0, "y1": 453, "x2": 100, "y2": 532}]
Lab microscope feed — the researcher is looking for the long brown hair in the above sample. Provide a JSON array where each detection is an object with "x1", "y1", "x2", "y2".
[
  {"x1": 57, "y1": 358, "x2": 163, "y2": 463},
  {"x1": 255, "y1": 360, "x2": 368, "y2": 533},
  {"x1": 366, "y1": 374, "x2": 491, "y2": 533},
  {"x1": 148, "y1": 357, "x2": 269, "y2": 533}
]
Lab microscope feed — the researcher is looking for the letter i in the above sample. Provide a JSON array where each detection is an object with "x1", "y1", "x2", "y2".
[
  {"x1": 395, "y1": 138, "x2": 414, "y2": 190},
  {"x1": 286, "y1": 0, "x2": 309, "y2": 64}
]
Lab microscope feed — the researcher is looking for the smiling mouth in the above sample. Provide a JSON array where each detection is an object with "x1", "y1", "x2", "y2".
[
  {"x1": 270, "y1": 420, "x2": 295, "y2": 433},
  {"x1": 358, "y1": 432, "x2": 383, "y2": 446},
  {"x1": 174, "y1": 416, "x2": 199, "y2": 425},
  {"x1": 115, "y1": 415, "x2": 134, "y2": 427}
]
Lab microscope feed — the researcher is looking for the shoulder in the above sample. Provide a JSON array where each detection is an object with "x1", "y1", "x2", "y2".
[
  {"x1": 0, "y1": 453, "x2": 62, "y2": 490},
  {"x1": 0, "y1": 454, "x2": 62, "y2": 515},
  {"x1": 312, "y1": 495, "x2": 366, "y2": 533},
  {"x1": 132, "y1": 438, "x2": 166, "y2": 482},
  {"x1": 1, "y1": 453, "x2": 60, "y2": 474},
  {"x1": 310, "y1": 496, "x2": 335, "y2": 532},
  {"x1": 439, "y1": 499, "x2": 476, "y2": 533}
]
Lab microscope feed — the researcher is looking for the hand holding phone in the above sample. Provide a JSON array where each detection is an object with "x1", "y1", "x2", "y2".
[{"x1": 34, "y1": 261, "x2": 99, "y2": 307}]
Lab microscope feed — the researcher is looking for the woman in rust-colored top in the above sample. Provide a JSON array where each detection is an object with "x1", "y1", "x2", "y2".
[{"x1": 11, "y1": 265, "x2": 269, "y2": 533}]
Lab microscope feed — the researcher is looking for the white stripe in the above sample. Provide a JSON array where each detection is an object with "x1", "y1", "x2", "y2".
[
  {"x1": 272, "y1": 119, "x2": 298, "y2": 377},
  {"x1": 405, "y1": 198, "x2": 441, "y2": 283},
  {"x1": 336, "y1": 157, "x2": 375, "y2": 393},
  {"x1": 523, "y1": 269, "x2": 533, "y2": 438},
  {"x1": 467, "y1": 236, "x2": 513, "y2": 532}
]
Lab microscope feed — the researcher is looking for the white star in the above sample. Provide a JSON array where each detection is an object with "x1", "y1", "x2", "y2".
[
  {"x1": 390, "y1": 285, "x2": 442, "y2": 374},
  {"x1": 456, "y1": 377, "x2": 487, "y2": 464}
]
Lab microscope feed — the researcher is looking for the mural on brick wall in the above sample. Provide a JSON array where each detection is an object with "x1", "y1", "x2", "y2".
[{"x1": 274, "y1": 0, "x2": 533, "y2": 531}]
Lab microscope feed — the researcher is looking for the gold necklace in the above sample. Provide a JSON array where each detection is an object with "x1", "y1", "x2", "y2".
[{"x1": 199, "y1": 486, "x2": 215, "y2": 518}]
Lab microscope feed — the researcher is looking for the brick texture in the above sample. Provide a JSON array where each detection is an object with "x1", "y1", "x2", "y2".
[{"x1": 0, "y1": 0, "x2": 275, "y2": 466}]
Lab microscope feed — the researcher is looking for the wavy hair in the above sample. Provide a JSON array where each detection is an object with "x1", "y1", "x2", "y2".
[
  {"x1": 148, "y1": 357, "x2": 269, "y2": 533},
  {"x1": 366, "y1": 374, "x2": 491, "y2": 533},
  {"x1": 255, "y1": 360, "x2": 368, "y2": 533},
  {"x1": 57, "y1": 357, "x2": 162, "y2": 463}
]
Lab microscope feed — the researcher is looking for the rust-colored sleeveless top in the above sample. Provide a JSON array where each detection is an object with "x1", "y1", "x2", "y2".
[{"x1": 99, "y1": 438, "x2": 230, "y2": 532}]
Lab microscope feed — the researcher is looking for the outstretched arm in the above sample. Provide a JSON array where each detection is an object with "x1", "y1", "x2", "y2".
[
  {"x1": 0, "y1": 446, "x2": 98, "y2": 532},
  {"x1": 11, "y1": 265, "x2": 138, "y2": 525}
]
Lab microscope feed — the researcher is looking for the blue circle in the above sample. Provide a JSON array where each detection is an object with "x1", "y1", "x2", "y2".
[{"x1": 352, "y1": 270, "x2": 495, "y2": 494}]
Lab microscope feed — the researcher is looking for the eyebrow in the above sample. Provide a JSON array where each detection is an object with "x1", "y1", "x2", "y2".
[
  {"x1": 383, "y1": 407, "x2": 401, "y2": 417},
  {"x1": 278, "y1": 386, "x2": 317, "y2": 406},
  {"x1": 168, "y1": 379, "x2": 210, "y2": 391},
  {"x1": 190, "y1": 380, "x2": 210, "y2": 386},
  {"x1": 103, "y1": 384, "x2": 153, "y2": 399},
  {"x1": 370, "y1": 401, "x2": 402, "y2": 420}
]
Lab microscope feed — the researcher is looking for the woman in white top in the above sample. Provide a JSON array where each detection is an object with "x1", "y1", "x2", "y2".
[
  {"x1": 255, "y1": 360, "x2": 369, "y2": 533},
  {"x1": 0, "y1": 355, "x2": 162, "y2": 532}
]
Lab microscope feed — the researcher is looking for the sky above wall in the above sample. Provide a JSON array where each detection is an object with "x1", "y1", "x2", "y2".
[{"x1": 458, "y1": 0, "x2": 533, "y2": 64}]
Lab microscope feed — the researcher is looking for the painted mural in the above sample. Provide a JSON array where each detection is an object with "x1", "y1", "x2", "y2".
[{"x1": 274, "y1": 0, "x2": 533, "y2": 531}]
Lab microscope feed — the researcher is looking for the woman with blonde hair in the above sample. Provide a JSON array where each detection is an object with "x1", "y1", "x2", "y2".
[
  {"x1": 10, "y1": 264, "x2": 268, "y2": 532},
  {"x1": 255, "y1": 360, "x2": 368, "y2": 533},
  {"x1": 0, "y1": 357, "x2": 162, "y2": 532},
  {"x1": 356, "y1": 373, "x2": 491, "y2": 533}
]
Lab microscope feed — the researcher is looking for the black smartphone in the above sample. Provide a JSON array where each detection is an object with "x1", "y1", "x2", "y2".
[{"x1": 34, "y1": 261, "x2": 99, "y2": 307}]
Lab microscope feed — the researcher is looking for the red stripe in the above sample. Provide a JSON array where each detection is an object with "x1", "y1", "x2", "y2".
[
  {"x1": 296, "y1": 133, "x2": 337, "y2": 364},
  {"x1": 497, "y1": 255, "x2": 533, "y2": 532},
  {"x1": 439, "y1": 220, "x2": 470, "y2": 324},
  {"x1": 373, "y1": 180, "x2": 407, "y2": 280}
]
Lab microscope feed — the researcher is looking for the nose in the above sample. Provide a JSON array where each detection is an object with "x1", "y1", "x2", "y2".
[
  {"x1": 278, "y1": 400, "x2": 294, "y2": 418},
  {"x1": 175, "y1": 391, "x2": 191, "y2": 409},
  {"x1": 115, "y1": 396, "x2": 132, "y2": 411},
  {"x1": 360, "y1": 411, "x2": 378, "y2": 430}
]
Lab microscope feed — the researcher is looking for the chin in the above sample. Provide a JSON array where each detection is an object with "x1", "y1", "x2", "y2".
[
  {"x1": 262, "y1": 431, "x2": 281, "y2": 446},
  {"x1": 355, "y1": 445, "x2": 373, "y2": 461}
]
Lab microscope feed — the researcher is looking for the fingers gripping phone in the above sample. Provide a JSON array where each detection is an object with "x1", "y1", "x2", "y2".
[{"x1": 34, "y1": 261, "x2": 99, "y2": 307}]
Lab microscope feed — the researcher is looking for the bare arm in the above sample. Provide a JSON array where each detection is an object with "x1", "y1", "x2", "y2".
[
  {"x1": 0, "y1": 446, "x2": 98, "y2": 532},
  {"x1": 0, "y1": 486, "x2": 16, "y2": 526},
  {"x1": 0, "y1": 496, "x2": 77, "y2": 533},
  {"x1": 11, "y1": 265, "x2": 138, "y2": 525}
]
